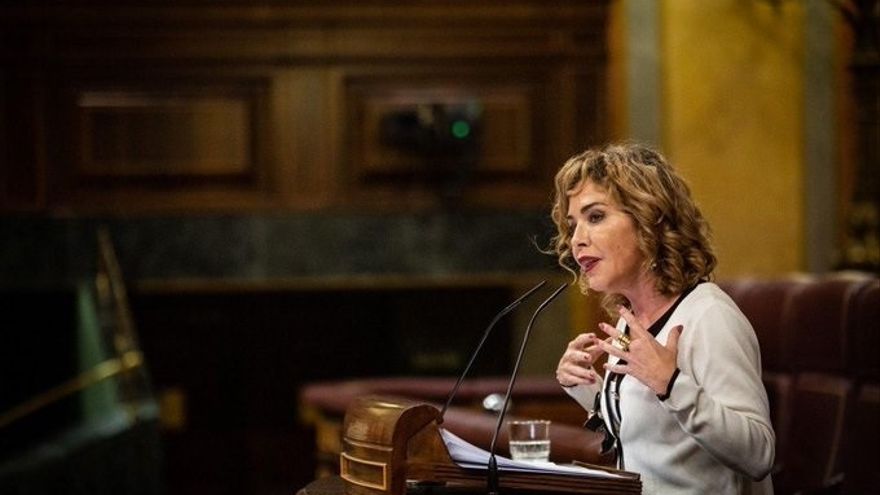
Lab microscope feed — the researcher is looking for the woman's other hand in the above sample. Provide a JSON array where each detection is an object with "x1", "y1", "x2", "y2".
[{"x1": 556, "y1": 332, "x2": 606, "y2": 387}]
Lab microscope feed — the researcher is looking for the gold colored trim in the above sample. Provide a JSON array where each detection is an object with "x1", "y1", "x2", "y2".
[
  {"x1": 0, "y1": 350, "x2": 144, "y2": 430},
  {"x1": 339, "y1": 452, "x2": 389, "y2": 491}
]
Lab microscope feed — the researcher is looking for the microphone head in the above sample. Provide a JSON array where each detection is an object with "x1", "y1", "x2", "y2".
[{"x1": 482, "y1": 393, "x2": 510, "y2": 413}]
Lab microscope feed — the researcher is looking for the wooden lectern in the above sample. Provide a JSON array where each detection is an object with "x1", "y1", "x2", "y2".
[{"x1": 339, "y1": 396, "x2": 641, "y2": 495}]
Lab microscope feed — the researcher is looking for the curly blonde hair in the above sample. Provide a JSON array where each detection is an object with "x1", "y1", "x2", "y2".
[{"x1": 550, "y1": 143, "x2": 717, "y2": 313}]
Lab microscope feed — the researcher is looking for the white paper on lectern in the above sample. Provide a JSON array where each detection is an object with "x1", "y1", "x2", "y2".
[{"x1": 438, "y1": 428, "x2": 621, "y2": 479}]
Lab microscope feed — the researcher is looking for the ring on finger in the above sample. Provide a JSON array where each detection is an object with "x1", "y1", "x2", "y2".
[{"x1": 612, "y1": 334, "x2": 631, "y2": 352}]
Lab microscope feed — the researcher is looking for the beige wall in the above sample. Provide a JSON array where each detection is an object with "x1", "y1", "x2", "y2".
[
  {"x1": 567, "y1": 1, "x2": 818, "y2": 339},
  {"x1": 606, "y1": 0, "x2": 809, "y2": 279},
  {"x1": 663, "y1": 1, "x2": 807, "y2": 277}
]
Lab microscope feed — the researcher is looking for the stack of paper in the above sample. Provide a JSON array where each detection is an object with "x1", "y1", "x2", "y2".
[{"x1": 438, "y1": 428, "x2": 621, "y2": 479}]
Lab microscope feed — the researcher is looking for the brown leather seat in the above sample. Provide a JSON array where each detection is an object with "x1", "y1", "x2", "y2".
[
  {"x1": 840, "y1": 278, "x2": 879, "y2": 493},
  {"x1": 716, "y1": 275, "x2": 877, "y2": 494},
  {"x1": 732, "y1": 277, "x2": 808, "y2": 372},
  {"x1": 847, "y1": 278, "x2": 879, "y2": 381},
  {"x1": 761, "y1": 370, "x2": 793, "y2": 475},
  {"x1": 776, "y1": 373, "x2": 853, "y2": 494},
  {"x1": 841, "y1": 383, "x2": 880, "y2": 494},
  {"x1": 715, "y1": 279, "x2": 749, "y2": 302},
  {"x1": 786, "y1": 277, "x2": 864, "y2": 373}
]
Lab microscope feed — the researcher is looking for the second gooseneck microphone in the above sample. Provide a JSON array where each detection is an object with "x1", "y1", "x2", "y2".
[
  {"x1": 487, "y1": 282, "x2": 568, "y2": 495},
  {"x1": 438, "y1": 280, "x2": 547, "y2": 422}
]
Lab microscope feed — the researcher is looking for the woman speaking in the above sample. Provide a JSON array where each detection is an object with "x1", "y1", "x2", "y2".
[{"x1": 552, "y1": 144, "x2": 775, "y2": 494}]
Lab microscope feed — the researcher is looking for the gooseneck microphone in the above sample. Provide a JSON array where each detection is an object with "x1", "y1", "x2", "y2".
[
  {"x1": 487, "y1": 282, "x2": 568, "y2": 495},
  {"x1": 438, "y1": 280, "x2": 547, "y2": 423}
]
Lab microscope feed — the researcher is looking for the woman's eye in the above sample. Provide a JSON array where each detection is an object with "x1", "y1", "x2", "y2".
[{"x1": 588, "y1": 212, "x2": 605, "y2": 223}]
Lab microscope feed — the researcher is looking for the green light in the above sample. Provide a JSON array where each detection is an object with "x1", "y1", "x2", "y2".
[{"x1": 451, "y1": 120, "x2": 471, "y2": 139}]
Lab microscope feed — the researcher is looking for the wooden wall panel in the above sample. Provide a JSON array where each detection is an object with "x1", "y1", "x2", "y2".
[
  {"x1": 0, "y1": 1, "x2": 610, "y2": 213},
  {"x1": 574, "y1": 67, "x2": 610, "y2": 148},
  {"x1": 44, "y1": 74, "x2": 284, "y2": 212},
  {"x1": 76, "y1": 93, "x2": 252, "y2": 179}
]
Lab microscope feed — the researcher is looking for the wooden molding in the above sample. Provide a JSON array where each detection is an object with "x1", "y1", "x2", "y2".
[{"x1": 0, "y1": 1, "x2": 610, "y2": 213}]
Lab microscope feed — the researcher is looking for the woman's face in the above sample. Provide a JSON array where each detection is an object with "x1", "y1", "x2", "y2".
[{"x1": 566, "y1": 180, "x2": 647, "y2": 295}]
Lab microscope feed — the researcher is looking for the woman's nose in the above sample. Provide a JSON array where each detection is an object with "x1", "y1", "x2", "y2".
[{"x1": 571, "y1": 223, "x2": 589, "y2": 247}]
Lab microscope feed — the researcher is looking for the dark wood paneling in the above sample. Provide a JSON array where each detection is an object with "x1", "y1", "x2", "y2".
[
  {"x1": 75, "y1": 92, "x2": 253, "y2": 179},
  {"x1": 0, "y1": 74, "x2": 46, "y2": 210},
  {"x1": 44, "y1": 73, "x2": 281, "y2": 212},
  {"x1": 0, "y1": 1, "x2": 609, "y2": 213}
]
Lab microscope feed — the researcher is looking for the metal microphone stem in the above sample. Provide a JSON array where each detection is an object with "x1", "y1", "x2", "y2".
[
  {"x1": 438, "y1": 280, "x2": 547, "y2": 423},
  {"x1": 486, "y1": 282, "x2": 568, "y2": 494}
]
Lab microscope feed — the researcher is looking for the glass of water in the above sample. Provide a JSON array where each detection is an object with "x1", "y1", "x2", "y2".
[{"x1": 507, "y1": 419, "x2": 551, "y2": 463}]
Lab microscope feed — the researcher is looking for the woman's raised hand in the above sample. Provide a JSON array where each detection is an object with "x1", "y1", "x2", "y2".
[
  {"x1": 597, "y1": 306, "x2": 682, "y2": 395},
  {"x1": 556, "y1": 332, "x2": 607, "y2": 387}
]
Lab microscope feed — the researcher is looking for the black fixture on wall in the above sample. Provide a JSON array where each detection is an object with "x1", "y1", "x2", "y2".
[{"x1": 380, "y1": 101, "x2": 483, "y2": 201}]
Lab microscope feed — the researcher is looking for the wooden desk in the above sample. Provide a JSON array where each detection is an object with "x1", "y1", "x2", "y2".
[{"x1": 332, "y1": 396, "x2": 639, "y2": 495}]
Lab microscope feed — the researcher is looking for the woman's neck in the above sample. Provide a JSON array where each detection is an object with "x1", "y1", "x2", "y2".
[{"x1": 621, "y1": 280, "x2": 679, "y2": 329}]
